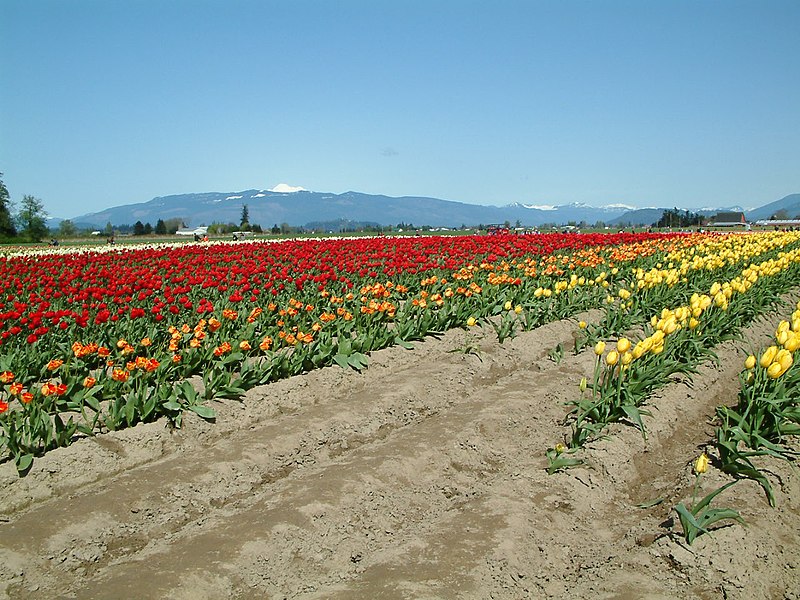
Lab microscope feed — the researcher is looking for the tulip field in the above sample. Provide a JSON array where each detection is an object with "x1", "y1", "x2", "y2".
[
  {"x1": 1, "y1": 231, "x2": 799, "y2": 599},
  {"x1": 0, "y1": 231, "x2": 679, "y2": 473}
]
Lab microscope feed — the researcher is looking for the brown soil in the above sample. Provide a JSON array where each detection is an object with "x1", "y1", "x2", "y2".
[{"x1": 1, "y1": 302, "x2": 799, "y2": 600}]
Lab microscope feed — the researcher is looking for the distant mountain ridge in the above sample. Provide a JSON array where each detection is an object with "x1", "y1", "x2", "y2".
[
  {"x1": 745, "y1": 194, "x2": 800, "y2": 221},
  {"x1": 69, "y1": 188, "x2": 799, "y2": 229}
]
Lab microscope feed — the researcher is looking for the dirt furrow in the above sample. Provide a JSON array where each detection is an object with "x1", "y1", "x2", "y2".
[{"x1": 1, "y1": 302, "x2": 799, "y2": 600}]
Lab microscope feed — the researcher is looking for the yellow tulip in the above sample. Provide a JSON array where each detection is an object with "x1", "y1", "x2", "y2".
[
  {"x1": 744, "y1": 355, "x2": 756, "y2": 370},
  {"x1": 694, "y1": 453, "x2": 709, "y2": 474},
  {"x1": 606, "y1": 350, "x2": 619, "y2": 366},
  {"x1": 467, "y1": 317, "x2": 477, "y2": 327},
  {"x1": 621, "y1": 351, "x2": 633, "y2": 366},
  {"x1": 776, "y1": 349, "x2": 793, "y2": 372},
  {"x1": 759, "y1": 345, "x2": 778, "y2": 368},
  {"x1": 504, "y1": 300, "x2": 512, "y2": 311},
  {"x1": 617, "y1": 337, "x2": 631, "y2": 353},
  {"x1": 767, "y1": 362, "x2": 784, "y2": 379},
  {"x1": 594, "y1": 341, "x2": 606, "y2": 355},
  {"x1": 578, "y1": 320, "x2": 587, "y2": 329}
]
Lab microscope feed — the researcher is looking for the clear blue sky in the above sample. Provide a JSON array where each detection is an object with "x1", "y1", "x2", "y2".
[{"x1": 2, "y1": 0, "x2": 799, "y2": 219}]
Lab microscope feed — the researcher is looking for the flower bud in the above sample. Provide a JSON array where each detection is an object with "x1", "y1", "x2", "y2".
[
  {"x1": 694, "y1": 453, "x2": 709, "y2": 474},
  {"x1": 767, "y1": 362, "x2": 784, "y2": 379},
  {"x1": 759, "y1": 346, "x2": 778, "y2": 368}
]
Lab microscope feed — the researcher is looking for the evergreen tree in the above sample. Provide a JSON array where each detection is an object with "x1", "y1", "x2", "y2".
[
  {"x1": 0, "y1": 173, "x2": 17, "y2": 237},
  {"x1": 155, "y1": 219, "x2": 167, "y2": 235},
  {"x1": 133, "y1": 221, "x2": 145, "y2": 235},
  {"x1": 240, "y1": 204, "x2": 250, "y2": 229},
  {"x1": 653, "y1": 208, "x2": 703, "y2": 229}
]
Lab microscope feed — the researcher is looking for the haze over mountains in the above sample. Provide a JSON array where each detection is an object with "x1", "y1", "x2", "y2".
[{"x1": 70, "y1": 187, "x2": 800, "y2": 230}]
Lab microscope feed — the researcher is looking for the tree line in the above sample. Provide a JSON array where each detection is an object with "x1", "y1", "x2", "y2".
[{"x1": 0, "y1": 176, "x2": 270, "y2": 243}]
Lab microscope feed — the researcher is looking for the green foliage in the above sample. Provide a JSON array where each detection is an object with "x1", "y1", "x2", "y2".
[
  {"x1": 163, "y1": 217, "x2": 185, "y2": 234},
  {"x1": 0, "y1": 172, "x2": 17, "y2": 238},
  {"x1": 545, "y1": 443, "x2": 583, "y2": 474},
  {"x1": 675, "y1": 479, "x2": 744, "y2": 545},
  {"x1": 714, "y1": 310, "x2": 800, "y2": 506},
  {"x1": 653, "y1": 207, "x2": 703, "y2": 229},
  {"x1": 58, "y1": 219, "x2": 78, "y2": 238},
  {"x1": 16, "y1": 194, "x2": 48, "y2": 241}
]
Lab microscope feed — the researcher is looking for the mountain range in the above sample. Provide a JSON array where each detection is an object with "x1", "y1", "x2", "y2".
[{"x1": 69, "y1": 188, "x2": 800, "y2": 230}]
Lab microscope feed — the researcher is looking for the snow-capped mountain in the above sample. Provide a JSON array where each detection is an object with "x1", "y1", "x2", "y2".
[{"x1": 69, "y1": 188, "x2": 799, "y2": 229}]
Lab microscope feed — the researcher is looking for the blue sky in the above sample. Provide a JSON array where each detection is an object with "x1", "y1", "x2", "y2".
[{"x1": 1, "y1": 0, "x2": 798, "y2": 220}]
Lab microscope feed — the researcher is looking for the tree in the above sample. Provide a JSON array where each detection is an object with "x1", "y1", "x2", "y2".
[
  {"x1": 770, "y1": 209, "x2": 790, "y2": 220},
  {"x1": 653, "y1": 208, "x2": 702, "y2": 229},
  {"x1": 143, "y1": 222, "x2": 153, "y2": 235},
  {"x1": 133, "y1": 221, "x2": 145, "y2": 235},
  {"x1": 240, "y1": 204, "x2": 250, "y2": 229},
  {"x1": 154, "y1": 219, "x2": 167, "y2": 235},
  {"x1": 0, "y1": 172, "x2": 16, "y2": 238},
  {"x1": 16, "y1": 195, "x2": 49, "y2": 241},
  {"x1": 163, "y1": 218, "x2": 185, "y2": 234},
  {"x1": 58, "y1": 219, "x2": 78, "y2": 238},
  {"x1": 208, "y1": 222, "x2": 237, "y2": 235}
]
